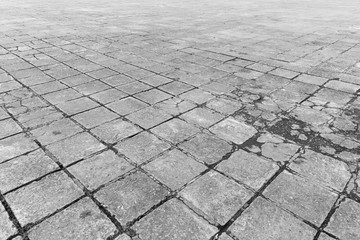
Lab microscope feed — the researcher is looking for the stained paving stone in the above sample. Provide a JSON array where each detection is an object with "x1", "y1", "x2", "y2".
[
  {"x1": 180, "y1": 171, "x2": 253, "y2": 225},
  {"x1": 210, "y1": 117, "x2": 257, "y2": 144},
  {"x1": 206, "y1": 98, "x2": 241, "y2": 115},
  {"x1": 263, "y1": 171, "x2": 337, "y2": 226},
  {"x1": 0, "y1": 133, "x2": 38, "y2": 163},
  {"x1": 151, "y1": 118, "x2": 199, "y2": 144},
  {"x1": 0, "y1": 149, "x2": 58, "y2": 193},
  {"x1": 325, "y1": 199, "x2": 360, "y2": 240},
  {"x1": 133, "y1": 198, "x2": 217, "y2": 240},
  {"x1": 144, "y1": 149, "x2": 206, "y2": 190},
  {"x1": 27, "y1": 197, "x2": 116, "y2": 240},
  {"x1": 126, "y1": 107, "x2": 172, "y2": 129},
  {"x1": 47, "y1": 132, "x2": 105, "y2": 166},
  {"x1": 95, "y1": 171, "x2": 169, "y2": 225},
  {"x1": 91, "y1": 119, "x2": 141, "y2": 144},
  {"x1": 0, "y1": 203, "x2": 17, "y2": 239},
  {"x1": 57, "y1": 97, "x2": 99, "y2": 115},
  {"x1": 6, "y1": 171, "x2": 83, "y2": 225},
  {"x1": 229, "y1": 197, "x2": 316, "y2": 239},
  {"x1": 217, "y1": 149, "x2": 278, "y2": 189},
  {"x1": 181, "y1": 107, "x2": 223, "y2": 128},
  {"x1": 17, "y1": 106, "x2": 64, "y2": 129},
  {"x1": 68, "y1": 150, "x2": 133, "y2": 190},
  {"x1": 107, "y1": 97, "x2": 148, "y2": 116},
  {"x1": 72, "y1": 107, "x2": 118, "y2": 129},
  {"x1": 115, "y1": 132, "x2": 170, "y2": 164},
  {"x1": 30, "y1": 118, "x2": 82, "y2": 145},
  {"x1": 179, "y1": 133, "x2": 232, "y2": 164},
  {"x1": 290, "y1": 150, "x2": 351, "y2": 191},
  {"x1": 0, "y1": 118, "x2": 22, "y2": 139}
]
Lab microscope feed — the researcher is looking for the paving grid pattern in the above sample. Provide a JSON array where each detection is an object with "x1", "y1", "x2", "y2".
[{"x1": 0, "y1": 0, "x2": 360, "y2": 239}]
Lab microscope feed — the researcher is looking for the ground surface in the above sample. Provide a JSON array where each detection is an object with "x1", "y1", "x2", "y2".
[{"x1": 0, "y1": 0, "x2": 360, "y2": 239}]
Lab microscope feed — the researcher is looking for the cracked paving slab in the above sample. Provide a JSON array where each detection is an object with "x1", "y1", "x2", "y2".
[{"x1": 0, "y1": 0, "x2": 360, "y2": 239}]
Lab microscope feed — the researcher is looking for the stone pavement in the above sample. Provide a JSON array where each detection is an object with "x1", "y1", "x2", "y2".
[{"x1": 0, "y1": 0, "x2": 360, "y2": 239}]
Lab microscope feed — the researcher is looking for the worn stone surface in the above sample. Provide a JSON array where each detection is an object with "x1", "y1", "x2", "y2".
[
  {"x1": 180, "y1": 171, "x2": 252, "y2": 224},
  {"x1": 263, "y1": 171, "x2": 337, "y2": 226},
  {"x1": 91, "y1": 119, "x2": 141, "y2": 144},
  {"x1": 133, "y1": 199, "x2": 217, "y2": 240},
  {"x1": 0, "y1": 149, "x2": 58, "y2": 193},
  {"x1": 325, "y1": 199, "x2": 360, "y2": 240},
  {"x1": 0, "y1": 203, "x2": 17, "y2": 239},
  {"x1": 290, "y1": 150, "x2": 351, "y2": 191},
  {"x1": 6, "y1": 172, "x2": 83, "y2": 225},
  {"x1": 96, "y1": 172, "x2": 168, "y2": 225},
  {"x1": 68, "y1": 151, "x2": 133, "y2": 190},
  {"x1": 144, "y1": 149, "x2": 206, "y2": 190},
  {"x1": 115, "y1": 132, "x2": 170, "y2": 164},
  {"x1": 217, "y1": 149, "x2": 278, "y2": 189},
  {"x1": 1, "y1": 0, "x2": 360, "y2": 238},
  {"x1": 210, "y1": 118, "x2": 257, "y2": 144},
  {"x1": 180, "y1": 133, "x2": 232, "y2": 164},
  {"x1": 28, "y1": 198, "x2": 116, "y2": 240},
  {"x1": 229, "y1": 197, "x2": 316, "y2": 239},
  {"x1": 0, "y1": 133, "x2": 38, "y2": 163},
  {"x1": 47, "y1": 132, "x2": 106, "y2": 165}
]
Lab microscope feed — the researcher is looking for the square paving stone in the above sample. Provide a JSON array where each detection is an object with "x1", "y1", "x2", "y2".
[
  {"x1": 6, "y1": 171, "x2": 83, "y2": 226},
  {"x1": 68, "y1": 150, "x2": 133, "y2": 190},
  {"x1": 206, "y1": 98, "x2": 241, "y2": 115},
  {"x1": 95, "y1": 171, "x2": 169, "y2": 225},
  {"x1": 0, "y1": 203, "x2": 17, "y2": 239},
  {"x1": 144, "y1": 149, "x2": 206, "y2": 190},
  {"x1": 31, "y1": 118, "x2": 82, "y2": 145},
  {"x1": 0, "y1": 118, "x2": 22, "y2": 139},
  {"x1": 263, "y1": 171, "x2": 337, "y2": 226},
  {"x1": 107, "y1": 97, "x2": 148, "y2": 116},
  {"x1": 0, "y1": 149, "x2": 58, "y2": 193},
  {"x1": 229, "y1": 197, "x2": 316, "y2": 239},
  {"x1": 134, "y1": 89, "x2": 172, "y2": 104},
  {"x1": 47, "y1": 132, "x2": 105, "y2": 165},
  {"x1": 140, "y1": 75, "x2": 173, "y2": 87},
  {"x1": 179, "y1": 133, "x2": 232, "y2": 165},
  {"x1": 60, "y1": 74, "x2": 94, "y2": 87},
  {"x1": 210, "y1": 117, "x2": 257, "y2": 144},
  {"x1": 318, "y1": 233, "x2": 336, "y2": 240},
  {"x1": 0, "y1": 107, "x2": 10, "y2": 120},
  {"x1": 101, "y1": 74, "x2": 134, "y2": 87},
  {"x1": 114, "y1": 234, "x2": 131, "y2": 240},
  {"x1": 159, "y1": 81, "x2": 194, "y2": 95},
  {"x1": 290, "y1": 150, "x2": 351, "y2": 191},
  {"x1": 294, "y1": 74, "x2": 328, "y2": 86},
  {"x1": 17, "y1": 107, "x2": 63, "y2": 130},
  {"x1": 57, "y1": 97, "x2": 99, "y2": 115},
  {"x1": 90, "y1": 88, "x2": 128, "y2": 104},
  {"x1": 180, "y1": 89, "x2": 215, "y2": 104},
  {"x1": 91, "y1": 119, "x2": 141, "y2": 144},
  {"x1": 325, "y1": 199, "x2": 360, "y2": 240},
  {"x1": 28, "y1": 197, "x2": 116, "y2": 240},
  {"x1": 133, "y1": 198, "x2": 217, "y2": 240},
  {"x1": 73, "y1": 81, "x2": 110, "y2": 95},
  {"x1": 217, "y1": 149, "x2": 278, "y2": 189},
  {"x1": 117, "y1": 81, "x2": 152, "y2": 95},
  {"x1": 43, "y1": 88, "x2": 82, "y2": 105},
  {"x1": 180, "y1": 171, "x2": 253, "y2": 225},
  {"x1": 114, "y1": 132, "x2": 170, "y2": 164},
  {"x1": 72, "y1": 107, "x2": 118, "y2": 129},
  {"x1": 31, "y1": 81, "x2": 68, "y2": 95},
  {"x1": 181, "y1": 107, "x2": 223, "y2": 128},
  {"x1": 155, "y1": 98, "x2": 196, "y2": 116},
  {"x1": 325, "y1": 80, "x2": 360, "y2": 93},
  {"x1": 151, "y1": 118, "x2": 199, "y2": 144},
  {"x1": 0, "y1": 133, "x2": 38, "y2": 163},
  {"x1": 126, "y1": 107, "x2": 172, "y2": 129},
  {"x1": 87, "y1": 68, "x2": 117, "y2": 79}
]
